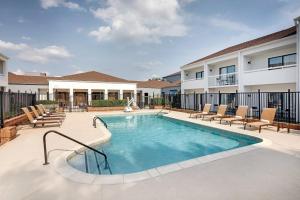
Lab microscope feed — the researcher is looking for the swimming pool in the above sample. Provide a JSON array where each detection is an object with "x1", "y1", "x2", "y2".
[{"x1": 68, "y1": 114, "x2": 262, "y2": 175}]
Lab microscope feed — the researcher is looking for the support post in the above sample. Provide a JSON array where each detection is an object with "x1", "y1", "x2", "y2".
[{"x1": 258, "y1": 89, "x2": 261, "y2": 119}]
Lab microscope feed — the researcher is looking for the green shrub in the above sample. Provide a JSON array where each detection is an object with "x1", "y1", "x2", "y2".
[
  {"x1": 36, "y1": 100, "x2": 58, "y2": 105},
  {"x1": 91, "y1": 99, "x2": 127, "y2": 107}
]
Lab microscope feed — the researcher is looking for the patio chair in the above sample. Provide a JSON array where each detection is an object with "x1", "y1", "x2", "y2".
[
  {"x1": 221, "y1": 106, "x2": 248, "y2": 126},
  {"x1": 21, "y1": 107, "x2": 61, "y2": 127},
  {"x1": 192, "y1": 104, "x2": 212, "y2": 119},
  {"x1": 203, "y1": 105, "x2": 228, "y2": 123},
  {"x1": 36, "y1": 105, "x2": 65, "y2": 118},
  {"x1": 244, "y1": 108, "x2": 277, "y2": 133},
  {"x1": 30, "y1": 106, "x2": 63, "y2": 122},
  {"x1": 40, "y1": 104, "x2": 66, "y2": 117}
]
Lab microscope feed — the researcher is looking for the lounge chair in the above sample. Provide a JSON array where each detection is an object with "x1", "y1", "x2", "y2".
[
  {"x1": 21, "y1": 107, "x2": 61, "y2": 127},
  {"x1": 244, "y1": 108, "x2": 277, "y2": 133},
  {"x1": 29, "y1": 106, "x2": 63, "y2": 121},
  {"x1": 36, "y1": 105, "x2": 65, "y2": 118},
  {"x1": 192, "y1": 104, "x2": 211, "y2": 119},
  {"x1": 203, "y1": 105, "x2": 228, "y2": 123},
  {"x1": 39, "y1": 104, "x2": 66, "y2": 117},
  {"x1": 221, "y1": 106, "x2": 248, "y2": 126}
]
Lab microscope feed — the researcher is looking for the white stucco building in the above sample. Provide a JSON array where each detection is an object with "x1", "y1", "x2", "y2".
[
  {"x1": 0, "y1": 53, "x2": 9, "y2": 91},
  {"x1": 8, "y1": 71, "x2": 137, "y2": 107},
  {"x1": 181, "y1": 17, "x2": 300, "y2": 94}
]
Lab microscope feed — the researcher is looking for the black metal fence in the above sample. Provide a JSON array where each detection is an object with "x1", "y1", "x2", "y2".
[
  {"x1": 160, "y1": 90, "x2": 300, "y2": 124},
  {"x1": 0, "y1": 91, "x2": 36, "y2": 127}
]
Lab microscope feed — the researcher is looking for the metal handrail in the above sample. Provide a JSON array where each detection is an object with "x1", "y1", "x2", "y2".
[
  {"x1": 93, "y1": 116, "x2": 108, "y2": 128},
  {"x1": 42, "y1": 130, "x2": 111, "y2": 174}
]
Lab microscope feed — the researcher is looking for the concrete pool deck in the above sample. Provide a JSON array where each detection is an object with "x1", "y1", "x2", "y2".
[{"x1": 0, "y1": 110, "x2": 300, "y2": 200}]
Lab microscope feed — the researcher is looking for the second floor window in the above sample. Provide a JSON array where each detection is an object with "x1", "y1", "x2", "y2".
[
  {"x1": 196, "y1": 71, "x2": 204, "y2": 79},
  {"x1": 268, "y1": 53, "x2": 296, "y2": 68},
  {"x1": 0, "y1": 61, "x2": 4, "y2": 75},
  {"x1": 219, "y1": 65, "x2": 235, "y2": 75}
]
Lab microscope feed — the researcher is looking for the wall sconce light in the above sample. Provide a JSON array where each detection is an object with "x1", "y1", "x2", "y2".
[
  {"x1": 209, "y1": 69, "x2": 213, "y2": 72},
  {"x1": 248, "y1": 61, "x2": 251, "y2": 64}
]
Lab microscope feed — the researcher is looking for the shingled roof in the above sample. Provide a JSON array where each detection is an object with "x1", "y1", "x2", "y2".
[
  {"x1": 8, "y1": 71, "x2": 133, "y2": 85},
  {"x1": 137, "y1": 80, "x2": 175, "y2": 89},
  {"x1": 55, "y1": 71, "x2": 131, "y2": 83},
  {"x1": 185, "y1": 26, "x2": 297, "y2": 66}
]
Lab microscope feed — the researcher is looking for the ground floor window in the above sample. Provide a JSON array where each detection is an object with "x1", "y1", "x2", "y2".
[
  {"x1": 92, "y1": 92, "x2": 104, "y2": 100},
  {"x1": 123, "y1": 92, "x2": 132, "y2": 100},
  {"x1": 108, "y1": 92, "x2": 119, "y2": 100}
]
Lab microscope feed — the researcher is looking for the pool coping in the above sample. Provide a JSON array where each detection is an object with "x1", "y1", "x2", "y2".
[{"x1": 52, "y1": 112, "x2": 272, "y2": 185}]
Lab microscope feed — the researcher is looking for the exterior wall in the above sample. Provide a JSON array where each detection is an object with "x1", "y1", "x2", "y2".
[
  {"x1": 181, "y1": 33, "x2": 298, "y2": 93},
  {"x1": 244, "y1": 45, "x2": 296, "y2": 71},
  {"x1": 0, "y1": 54, "x2": 8, "y2": 90},
  {"x1": 49, "y1": 80, "x2": 137, "y2": 106},
  {"x1": 183, "y1": 66, "x2": 204, "y2": 80}
]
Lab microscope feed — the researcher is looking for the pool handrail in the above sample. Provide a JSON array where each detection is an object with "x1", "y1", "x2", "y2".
[
  {"x1": 93, "y1": 116, "x2": 108, "y2": 128},
  {"x1": 42, "y1": 130, "x2": 112, "y2": 174}
]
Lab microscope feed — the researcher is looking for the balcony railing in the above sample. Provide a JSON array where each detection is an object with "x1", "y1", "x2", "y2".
[
  {"x1": 182, "y1": 77, "x2": 204, "y2": 82},
  {"x1": 244, "y1": 64, "x2": 296, "y2": 73},
  {"x1": 208, "y1": 72, "x2": 238, "y2": 87}
]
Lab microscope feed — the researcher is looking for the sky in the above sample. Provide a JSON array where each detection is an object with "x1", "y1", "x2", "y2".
[{"x1": 0, "y1": 0, "x2": 299, "y2": 80}]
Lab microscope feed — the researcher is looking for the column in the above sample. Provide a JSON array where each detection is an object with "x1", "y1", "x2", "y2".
[
  {"x1": 104, "y1": 89, "x2": 108, "y2": 100},
  {"x1": 48, "y1": 87, "x2": 54, "y2": 101},
  {"x1": 119, "y1": 90, "x2": 123, "y2": 100},
  {"x1": 88, "y1": 89, "x2": 92, "y2": 106},
  {"x1": 203, "y1": 62, "x2": 209, "y2": 92},
  {"x1": 238, "y1": 52, "x2": 245, "y2": 92},
  {"x1": 295, "y1": 17, "x2": 300, "y2": 91},
  {"x1": 69, "y1": 88, "x2": 74, "y2": 108},
  {"x1": 133, "y1": 89, "x2": 137, "y2": 106}
]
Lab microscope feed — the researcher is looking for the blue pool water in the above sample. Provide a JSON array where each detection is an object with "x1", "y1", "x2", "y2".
[{"x1": 68, "y1": 114, "x2": 261, "y2": 175}]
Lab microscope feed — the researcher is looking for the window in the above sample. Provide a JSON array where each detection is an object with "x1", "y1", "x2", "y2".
[
  {"x1": 0, "y1": 61, "x2": 4, "y2": 75},
  {"x1": 219, "y1": 65, "x2": 235, "y2": 75},
  {"x1": 196, "y1": 71, "x2": 204, "y2": 79},
  {"x1": 268, "y1": 53, "x2": 296, "y2": 68}
]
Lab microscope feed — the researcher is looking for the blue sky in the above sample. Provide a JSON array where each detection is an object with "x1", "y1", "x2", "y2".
[{"x1": 0, "y1": 0, "x2": 299, "y2": 80}]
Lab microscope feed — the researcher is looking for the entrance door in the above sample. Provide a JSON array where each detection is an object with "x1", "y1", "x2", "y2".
[
  {"x1": 144, "y1": 93, "x2": 149, "y2": 106},
  {"x1": 74, "y1": 92, "x2": 87, "y2": 106}
]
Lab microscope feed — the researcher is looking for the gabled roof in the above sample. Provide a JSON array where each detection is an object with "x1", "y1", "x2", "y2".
[
  {"x1": 185, "y1": 26, "x2": 297, "y2": 66},
  {"x1": 8, "y1": 71, "x2": 133, "y2": 85},
  {"x1": 8, "y1": 72, "x2": 50, "y2": 85},
  {"x1": 163, "y1": 71, "x2": 181, "y2": 78},
  {"x1": 161, "y1": 80, "x2": 181, "y2": 88},
  {"x1": 55, "y1": 71, "x2": 131, "y2": 83},
  {"x1": 137, "y1": 80, "x2": 175, "y2": 89}
]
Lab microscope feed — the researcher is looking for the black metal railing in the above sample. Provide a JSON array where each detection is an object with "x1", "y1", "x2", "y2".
[
  {"x1": 0, "y1": 90, "x2": 36, "y2": 127},
  {"x1": 160, "y1": 90, "x2": 300, "y2": 124},
  {"x1": 93, "y1": 116, "x2": 108, "y2": 128},
  {"x1": 42, "y1": 130, "x2": 112, "y2": 174}
]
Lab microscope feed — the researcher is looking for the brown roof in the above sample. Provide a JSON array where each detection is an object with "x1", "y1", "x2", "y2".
[
  {"x1": 163, "y1": 71, "x2": 181, "y2": 78},
  {"x1": 8, "y1": 71, "x2": 133, "y2": 85},
  {"x1": 55, "y1": 71, "x2": 131, "y2": 83},
  {"x1": 161, "y1": 80, "x2": 181, "y2": 88},
  {"x1": 8, "y1": 72, "x2": 49, "y2": 85},
  {"x1": 137, "y1": 80, "x2": 175, "y2": 89},
  {"x1": 186, "y1": 26, "x2": 297, "y2": 66}
]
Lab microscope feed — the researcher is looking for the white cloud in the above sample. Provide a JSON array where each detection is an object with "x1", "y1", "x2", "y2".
[
  {"x1": 13, "y1": 69, "x2": 25, "y2": 75},
  {"x1": 18, "y1": 17, "x2": 25, "y2": 23},
  {"x1": 21, "y1": 36, "x2": 31, "y2": 41},
  {"x1": 76, "y1": 27, "x2": 83, "y2": 33},
  {"x1": 209, "y1": 17, "x2": 257, "y2": 33},
  {"x1": 89, "y1": 0, "x2": 189, "y2": 43},
  {"x1": 0, "y1": 40, "x2": 28, "y2": 51},
  {"x1": 134, "y1": 61, "x2": 162, "y2": 71},
  {"x1": 40, "y1": 0, "x2": 84, "y2": 11},
  {"x1": 0, "y1": 40, "x2": 72, "y2": 64}
]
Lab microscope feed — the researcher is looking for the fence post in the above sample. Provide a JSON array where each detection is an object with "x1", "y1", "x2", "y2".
[
  {"x1": 218, "y1": 91, "x2": 221, "y2": 105},
  {"x1": 205, "y1": 91, "x2": 208, "y2": 104},
  {"x1": 288, "y1": 89, "x2": 291, "y2": 124},
  {"x1": 193, "y1": 92, "x2": 196, "y2": 111},
  {"x1": 235, "y1": 89, "x2": 238, "y2": 108},
  {"x1": 0, "y1": 91, "x2": 3, "y2": 128},
  {"x1": 258, "y1": 89, "x2": 261, "y2": 119}
]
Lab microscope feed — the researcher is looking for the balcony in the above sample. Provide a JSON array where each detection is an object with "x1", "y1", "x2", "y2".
[
  {"x1": 243, "y1": 64, "x2": 296, "y2": 86},
  {"x1": 208, "y1": 72, "x2": 238, "y2": 88},
  {"x1": 181, "y1": 78, "x2": 205, "y2": 90}
]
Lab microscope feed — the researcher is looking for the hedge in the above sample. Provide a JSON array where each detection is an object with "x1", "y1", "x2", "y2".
[
  {"x1": 36, "y1": 100, "x2": 58, "y2": 105},
  {"x1": 91, "y1": 99, "x2": 127, "y2": 107}
]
